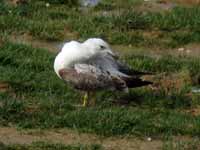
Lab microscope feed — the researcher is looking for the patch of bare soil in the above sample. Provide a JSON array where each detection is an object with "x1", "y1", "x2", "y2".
[
  {"x1": 113, "y1": 42, "x2": 200, "y2": 59},
  {"x1": 150, "y1": 72, "x2": 192, "y2": 95},
  {"x1": 0, "y1": 82, "x2": 10, "y2": 93},
  {"x1": 9, "y1": 33, "x2": 61, "y2": 53},
  {"x1": 112, "y1": 45, "x2": 162, "y2": 59},
  {"x1": 136, "y1": 0, "x2": 176, "y2": 12},
  {"x1": 182, "y1": 43, "x2": 200, "y2": 57},
  {"x1": 174, "y1": 0, "x2": 200, "y2": 6},
  {"x1": 142, "y1": 30, "x2": 163, "y2": 40},
  {"x1": 154, "y1": 43, "x2": 200, "y2": 58},
  {"x1": 185, "y1": 106, "x2": 200, "y2": 116},
  {"x1": 9, "y1": 29, "x2": 79, "y2": 53},
  {"x1": 8, "y1": 31, "x2": 200, "y2": 58},
  {"x1": 0, "y1": 127, "x2": 163, "y2": 150},
  {"x1": 160, "y1": 44, "x2": 200, "y2": 58},
  {"x1": 6, "y1": 0, "x2": 28, "y2": 6},
  {"x1": 139, "y1": 0, "x2": 200, "y2": 12}
]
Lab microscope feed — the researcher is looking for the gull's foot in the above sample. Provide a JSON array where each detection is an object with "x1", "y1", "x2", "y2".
[{"x1": 82, "y1": 92, "x2": 88, "y2": 107}]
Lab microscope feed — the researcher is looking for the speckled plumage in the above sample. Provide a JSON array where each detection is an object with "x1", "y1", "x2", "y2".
[{"x1": 54, "y1": 38, "x2": 152, "y2": 92}]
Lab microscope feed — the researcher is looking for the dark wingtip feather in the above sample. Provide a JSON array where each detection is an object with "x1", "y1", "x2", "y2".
[
  {"x1": 118, "y1": 64, "x2": 155, "y2": 76},
  {"x1": 128, "y1": 70, "x2": 155, "y2": 76},
  {"x1": 122, "y1": 77, "x2": 153, "y2": 88}
]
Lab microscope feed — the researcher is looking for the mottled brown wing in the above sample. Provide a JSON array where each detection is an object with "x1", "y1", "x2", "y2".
[{"x1": 58, "y1": 68, "x2": 127, "y2": 91}]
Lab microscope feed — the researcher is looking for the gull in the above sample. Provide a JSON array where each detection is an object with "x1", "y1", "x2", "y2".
[{"x1": 54, "y1": 38, "x2": 152, "y2": 106}]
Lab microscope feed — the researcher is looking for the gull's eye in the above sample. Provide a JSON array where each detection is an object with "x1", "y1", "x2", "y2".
[{"x1": 100, "y1": 45, "x2": 106, "y2": 50}]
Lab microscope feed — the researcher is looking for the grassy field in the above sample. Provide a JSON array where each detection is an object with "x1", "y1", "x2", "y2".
[{"x1": 0, "y1": 0, "x2": 200, "y2": 149}]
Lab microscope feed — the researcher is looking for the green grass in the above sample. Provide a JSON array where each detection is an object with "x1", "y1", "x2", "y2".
[
  {"x1": 125, "y1": 55, "x2": 200, "y2": 74},
  {"x1": 163, "y1": 138, "x2": 200, "y2": 150},
  {"x1": 0, "y1": 42, "x2": 200, "y2": 137},
  {"x1": 0, "y1": 142, "x2": 102, "y2": 150},
  {"x1": 0, "y1": 1, "x2": 200, "y2": 148},
  {"x1": 0, "y1": 1, "x2": 200, "y2": 47},
  {"x1": 67, "y1": 6, "x2": 200, "y2": 47}
]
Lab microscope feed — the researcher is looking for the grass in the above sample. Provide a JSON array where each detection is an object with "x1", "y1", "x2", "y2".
[
  {"x1": 73, "y1": 7, "x2": 200, "y2": 47},
  {"x1": 163, "y1": 138, "x2": 200, "y2": 150},
  {"x1": 125, "y1": 55, "x2": 200, "y2": 74},
  {"x1": 0, "y1": 0, "x2": 200, "y2": 149},
  {"x1": 0, "y1": 1, "x2": 200, "y2": 47},
  {"x1": 0, "y1": 42, "x2": 200, "y2": 137}
]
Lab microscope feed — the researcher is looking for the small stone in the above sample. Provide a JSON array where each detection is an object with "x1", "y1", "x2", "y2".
[
  {"x1": 102, "y1": 11, "x2": 108, "y2": 17},
  {"x1": 178, "y1": 47, "x2": 184, "y2": 52},
  {"x1": 147, "y1": 137, "x2": 152, "y2": 141},
  {"x1": 46, "y1": 3, "x2": 50, "y2": 7},
  {"x1": 186, "y1": 49, "x2": 191, "y2": 53}
]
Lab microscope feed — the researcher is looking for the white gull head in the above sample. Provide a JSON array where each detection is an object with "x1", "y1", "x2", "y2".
[{"x1": 83, "y1": 38, "x2": 113, "y2": 55}]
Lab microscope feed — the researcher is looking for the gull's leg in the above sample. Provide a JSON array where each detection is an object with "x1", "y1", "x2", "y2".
[{"x1": 82, "y1": 92, "x2": 88, "y2": 107}]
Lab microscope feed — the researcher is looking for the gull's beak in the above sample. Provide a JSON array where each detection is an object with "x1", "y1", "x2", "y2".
[{"x1": 103, "y1": 49, "x2": 119, "y2": 59}]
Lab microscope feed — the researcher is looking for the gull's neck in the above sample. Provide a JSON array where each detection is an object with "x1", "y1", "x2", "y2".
[{"x1": 54, "y1": 42, "x2": 94, "y2": 78}]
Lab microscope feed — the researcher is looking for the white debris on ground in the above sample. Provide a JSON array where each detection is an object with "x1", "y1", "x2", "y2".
[
  {"x1": 186, "y1": 49, "x2": 191, "y2": 53},
  {"x1": 45, "y1": 3, "x2": 50, "y2": 7},
  {"x1": 80, "y1": 0, "x2": 101, "y2": 7},
  {"x1": 147, "y1": 137, "x2": 152, "y2": 141},
  {"x1": 178, "y1": 47, "x2": 185, "y2": 52},
  {"x1": 191, "y1": 87, "x2": 200, "y2": 93}
]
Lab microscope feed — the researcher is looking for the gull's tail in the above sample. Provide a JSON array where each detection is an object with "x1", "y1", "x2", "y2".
[{"x1": 122, "y1": 77, "x2": 153, "y2": 88}]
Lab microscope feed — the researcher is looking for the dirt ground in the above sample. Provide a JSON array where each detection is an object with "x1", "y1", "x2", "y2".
[
  {"x1": 0, "y1": 127, "x2": 163, "y2": 150},
  {"x1": 9, "y1": 34, "x2": 200, "y2": 59}
]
